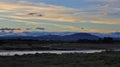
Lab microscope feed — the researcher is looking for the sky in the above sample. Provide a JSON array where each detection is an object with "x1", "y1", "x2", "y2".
[{"x1": 0, "y1": 0, "x2": 120, "y2": 33}]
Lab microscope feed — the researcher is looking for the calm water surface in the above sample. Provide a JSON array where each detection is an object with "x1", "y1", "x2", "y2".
[{"x1": 0, "y1": 50, "x2": 105, "y2": 56}]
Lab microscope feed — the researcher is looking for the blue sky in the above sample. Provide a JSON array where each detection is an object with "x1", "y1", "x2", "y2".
[{"x1": 0, "y1": 0, "x2": 120, "y2": 33}]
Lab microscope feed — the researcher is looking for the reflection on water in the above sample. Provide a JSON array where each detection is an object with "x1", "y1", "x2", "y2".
[{"x1": 0, "y1": 50, "x2": 105, "y2": 56}]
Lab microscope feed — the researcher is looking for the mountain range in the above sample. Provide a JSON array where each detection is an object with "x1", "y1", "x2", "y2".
[{"x1": 0, "y1": 32, "x2": 120, "y2": 41}]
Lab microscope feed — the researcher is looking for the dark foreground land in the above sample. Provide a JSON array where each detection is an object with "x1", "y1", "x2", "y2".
[
  {"x1": 0, "y1": 51, "x2": 120, "y2": 67},
  {"x1": 0, "y1": 43, "x2": 120, "y2": 50},
  {"x1": 0, "y1": 39, "x2": 120, "y2": 50}
]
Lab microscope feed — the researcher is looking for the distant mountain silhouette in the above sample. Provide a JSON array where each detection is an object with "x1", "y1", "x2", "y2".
[
  {"x1": 63, "y1": 33, "x2": 99, "y2": 40},
  {"x1": 0, "y1": 32, "x2": 120, "y2": 41},
  {"x1": 22, "y1": 33, "x2": 99, "y2": 41}
]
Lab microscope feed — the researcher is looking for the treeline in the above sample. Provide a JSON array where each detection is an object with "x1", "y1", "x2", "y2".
[
  {"x1": 77, "y1": 37, "x2": 120, "y2": 44},
  {"x1": 0, "y1": 37, "x2": 120, "y2": 44}
]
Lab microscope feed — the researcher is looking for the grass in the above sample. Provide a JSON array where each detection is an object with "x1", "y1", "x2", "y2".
[
  {"x1": 1, "y1": 43, "x2": 120, "y2": 50},
  {"x1": 0, "y1": 51, "x2": 120, "y2": 67}
]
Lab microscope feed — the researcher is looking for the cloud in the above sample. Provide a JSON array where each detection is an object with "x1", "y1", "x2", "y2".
[
  {"x1": 27, "y1": 13, "x2": 43, "y2": 17},
  {"x1": 36, "y1": 27, "x2": 45, "y2": 30},
  {"x1": 0, "y1": 28, "x2": 21, "y2": 30},
  {"x1": 14, "y1": 20, "x2": 42, "y2": 25},
  {"x1": 87, "y1": 29, "x2": 117, "y2": 33},
  {"x1": 0, "y1": 17, "x2": 5, "y2": 20},
  {"x1": 25, "y1": 28, "x2": 31, "y2": 30},
  {"x1": 51, "y1": 24, "x2": 80, "y2": 31},
  {"x1": 101, "y1": 4, "x2": 111, "y2": 9},
  {"x1": 0, "y1": 0, "x2": 120, "y2": 25},
  {"x1": 13, "y1": 19, "x2": 81, "y2": 32},
  {"x1": 0, "y1": 2, "x2": 84, "y2": 23},
  {"x1": 0, "y1": 28, "x2": 23, "y2": 33},
  {"x1": 89, "y1": 18, "x2": 120, "y2": 24},
  {"x1": 88, "y1": 0, "x2": 119, "y2": 2}
]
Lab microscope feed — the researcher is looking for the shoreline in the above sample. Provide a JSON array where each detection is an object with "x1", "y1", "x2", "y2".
[
  {"x1": 0, "y1": 50, "x2": 106, "y2": 56},
  {"x1": 0, "y1": 51, "x2": 120, "y2": 67}
]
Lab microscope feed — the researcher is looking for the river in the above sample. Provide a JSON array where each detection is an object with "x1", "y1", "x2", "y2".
[{"x1": 0, "y1": 50, "x2": 105, "y2": 56}]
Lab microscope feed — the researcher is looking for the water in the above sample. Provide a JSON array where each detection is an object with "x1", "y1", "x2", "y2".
[{"x1": 0, "y1": 50, "x2": 105, "y2": 56}]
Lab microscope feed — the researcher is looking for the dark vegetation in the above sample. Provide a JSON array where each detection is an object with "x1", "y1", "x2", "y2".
[
  {"x1": 0, "y1": 37, "x2": 120, "y2": 44},
  {"x1": 0, "y1": 37, "x2": 120, "y2": 50},
  {"x1": 0, "y1": 51, "x2": 120, "y2": 67},
  {"x1": 77, "y1": 37, "x2": 120, "y2": 44}
]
